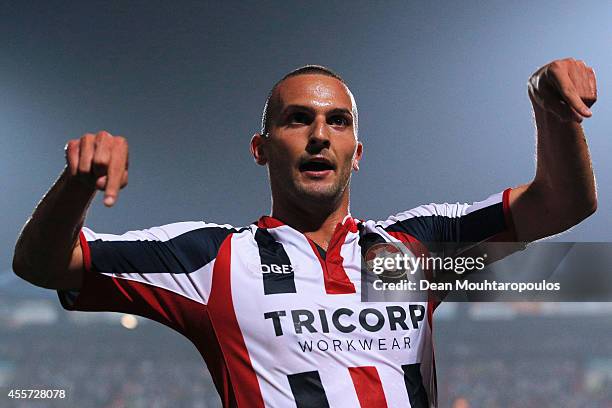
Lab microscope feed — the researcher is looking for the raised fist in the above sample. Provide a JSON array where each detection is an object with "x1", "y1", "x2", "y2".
[
  {"x1": 528, "y1": 58, "x2": 597, "y2": 123},
  {"x1": 64, "y1": 131, "x2": 128, "y2": 207}
]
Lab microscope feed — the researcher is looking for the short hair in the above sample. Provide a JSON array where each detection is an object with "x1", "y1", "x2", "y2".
[{"x1": 260, "y1": 65, "x2": 358, "y2": 137}]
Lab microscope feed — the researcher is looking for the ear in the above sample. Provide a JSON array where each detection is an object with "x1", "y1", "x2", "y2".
[
  {"x1": 352, "y1": 141, "x2": 363, "y2": 171},
  {"x1": 250, "y1": 133, "x2": 268, "y2": 165}
]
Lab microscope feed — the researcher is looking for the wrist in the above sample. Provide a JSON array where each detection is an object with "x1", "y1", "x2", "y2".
[
  {"x1": 531, "y1": 102, "x2": 582, "y2": 133},
  {"x1": 60, "y1": 166, "x2": 97, "y2": 198}
]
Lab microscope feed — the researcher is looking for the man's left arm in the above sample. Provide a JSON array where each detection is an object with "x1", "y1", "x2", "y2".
[{"x1": 509, "y1": 58, "x2": 598, "y2": 242}]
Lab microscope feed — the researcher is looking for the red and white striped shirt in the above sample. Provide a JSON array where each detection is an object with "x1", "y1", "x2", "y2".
[{"x1": 58, "y1": 188, "x2": 516, "y2": 407}]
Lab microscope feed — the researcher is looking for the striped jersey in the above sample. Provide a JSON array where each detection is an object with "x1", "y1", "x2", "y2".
[{"x1": 57, "y1": 188, "x2": 516, "y2": 408}]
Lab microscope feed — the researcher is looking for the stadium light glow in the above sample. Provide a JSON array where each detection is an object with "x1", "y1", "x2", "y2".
[{"x1": 120, "y1": 314, "x2": 138, "y2": 329}]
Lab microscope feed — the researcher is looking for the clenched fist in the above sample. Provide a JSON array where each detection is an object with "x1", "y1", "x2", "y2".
[
  {"x1": 64, "y1": 131, "x2": 128, "y2": 207},
  {"x1": 528, "y1": 58, "x2": 597, "y2": 123}
]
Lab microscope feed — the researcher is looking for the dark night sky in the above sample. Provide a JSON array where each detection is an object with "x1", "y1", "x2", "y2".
[{"x1": 2, "y1": 1, "x2": 611, "y2": 289}]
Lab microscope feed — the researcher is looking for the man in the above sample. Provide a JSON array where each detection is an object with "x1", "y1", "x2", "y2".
[{"x1": 13, "y1": 59, "x2": 597, "y2": 407}]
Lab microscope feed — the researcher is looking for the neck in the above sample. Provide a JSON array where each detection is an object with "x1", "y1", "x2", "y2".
[{"x1": 270, "y1": 190, "x2": 351, "y2": 250}]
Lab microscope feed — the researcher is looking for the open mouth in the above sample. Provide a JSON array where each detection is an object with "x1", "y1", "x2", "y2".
[
  {"x1": 299, "y1": 161, "x2": 335, "y2": 172},
  {"x1": 299, "y1": 156, "x2": 336, "y2": 173}
]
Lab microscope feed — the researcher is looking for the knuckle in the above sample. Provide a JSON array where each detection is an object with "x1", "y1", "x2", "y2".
[
  {"x1": 82, "y1": 133, "x2": 95, "y2": 142},
  {"x1": 546, "y1": 64, "x2": 560, "y2": 77},
  {"x1": 95, "y1": 131, "x2": 111, "y2": 145},
  {"x1": 66, "y1": 139, "x2": 79, "y2": 150}
]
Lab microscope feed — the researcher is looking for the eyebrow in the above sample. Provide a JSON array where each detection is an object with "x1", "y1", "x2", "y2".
[{"x1": 281, "y1": 104, "x2": 353, "y2": 118}]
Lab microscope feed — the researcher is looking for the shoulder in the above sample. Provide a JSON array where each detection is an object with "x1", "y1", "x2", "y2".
[
  {"x1": 373, "y1": 202, "x2": 471, "y2": 228},
  {"x1": 371, "y1": 190, "x2": 507, "y2": 228},
  {"x1": 362, "y1": 189, "x2": 512, "y2": 243},
  {"x1": 82, "y1": 220, "x2": 249, "y2": 243}
]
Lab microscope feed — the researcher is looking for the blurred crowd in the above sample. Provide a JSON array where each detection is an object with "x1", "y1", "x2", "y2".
[
  {"x1": 442, "y1": 359, "x2": 612, "y2": 408},
  {"x1": 2, "y1": 327, "x2": 220, "y2": 408}
]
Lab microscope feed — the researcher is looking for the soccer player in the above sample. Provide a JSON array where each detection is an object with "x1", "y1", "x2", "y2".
[{"x1": 13, "y1": 58, "x2": 597, "y2": 407}]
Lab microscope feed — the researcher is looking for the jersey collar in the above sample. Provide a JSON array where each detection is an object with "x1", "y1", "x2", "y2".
[{"x1": 256, "y1": 214, "x2": 359, "y2": 233}]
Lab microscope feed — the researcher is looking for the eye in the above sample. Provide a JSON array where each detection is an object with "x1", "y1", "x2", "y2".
[
  {"x1": 329, "y1": 115, "x2": 349, "y2": 127},
  {"x1": 289, "y1": 112, "x2": 311, "y2": 125}
]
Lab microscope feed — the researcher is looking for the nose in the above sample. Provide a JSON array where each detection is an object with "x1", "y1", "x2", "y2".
[{"x1": 307, "y1": 116, "x2": 330, "y2": 150}]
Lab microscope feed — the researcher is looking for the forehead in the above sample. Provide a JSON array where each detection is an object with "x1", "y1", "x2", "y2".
[{"x1": 274, "y1": 74, "x2": 355, "y2": 111}]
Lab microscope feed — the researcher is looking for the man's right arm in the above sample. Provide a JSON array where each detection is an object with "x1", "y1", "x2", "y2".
[{"x1": 12, "y1": 131, "x2": 129, "y2": 290}]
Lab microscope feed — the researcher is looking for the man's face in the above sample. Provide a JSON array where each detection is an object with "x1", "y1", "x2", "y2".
[{"x1": 257, "y1": 74, "x2": 362, "y2": 205}]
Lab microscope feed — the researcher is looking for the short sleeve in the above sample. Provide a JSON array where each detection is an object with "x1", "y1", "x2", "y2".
[
  {"x1": 57, "y1": 222, "x2": 238, "y2": 332},
  {"x1": 379, "y1": 188, "x2": 517, "y2": 246}
]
